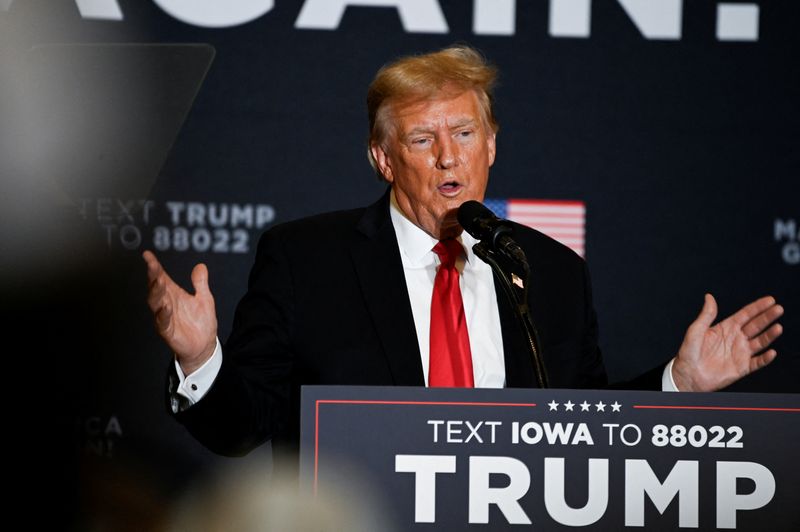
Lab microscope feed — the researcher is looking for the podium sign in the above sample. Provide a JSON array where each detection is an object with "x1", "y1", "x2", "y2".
[{"x1": 300, "y1": 387, "x2": 799, "y2": 530}]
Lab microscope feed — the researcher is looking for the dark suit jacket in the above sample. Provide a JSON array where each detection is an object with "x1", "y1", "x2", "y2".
[{"x1": 174, "y1": 191, "x2": 663, "y2": 456}]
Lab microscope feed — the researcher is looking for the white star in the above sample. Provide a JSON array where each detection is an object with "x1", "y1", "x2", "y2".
[
  {"x1": 548, "y1": 400, "x2": 559, "y2": 411},
  {"x1": 564, "y1": 400, "x2": 575, "y2": 411},
  {"x1": 595, "y1": 401, "x2": 606, "y2": 412},
  {"x1": 580, "y1": 401, "x2": 591, "y2": 412},
  {"x1": 611, "y1": 401, "x2": 621, "y2": 412}
]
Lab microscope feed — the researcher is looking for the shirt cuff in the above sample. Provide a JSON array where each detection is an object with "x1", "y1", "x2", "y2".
[
  {"x1": 174, "y1": 337, "x2": 223, "y2": 406},
  {"x1": 661, "y1": 358, "x2": 680, "y2": 392}
]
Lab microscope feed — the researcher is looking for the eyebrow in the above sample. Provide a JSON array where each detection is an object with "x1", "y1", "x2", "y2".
[
  {"x1": 448, "y1": 117, "x2": 479, "y2": 129},
  {"x1": 403, "y1": 118, "x2": 479, "y2": 137}
]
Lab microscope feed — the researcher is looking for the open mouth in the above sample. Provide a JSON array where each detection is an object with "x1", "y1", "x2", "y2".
[{"x1": 437, "y1": 181, "x2": 463, "y2": 195}]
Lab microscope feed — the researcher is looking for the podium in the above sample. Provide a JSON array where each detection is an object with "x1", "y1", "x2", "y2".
[{"x1": 301, "y1": 386, "x2": 799, "y2": 531}]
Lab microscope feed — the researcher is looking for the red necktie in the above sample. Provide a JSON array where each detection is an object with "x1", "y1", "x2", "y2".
[{"x1": 429, "y1": 239, "x2": 474, "y2": 387}]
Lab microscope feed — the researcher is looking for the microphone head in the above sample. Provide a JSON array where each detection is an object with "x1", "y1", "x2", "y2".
[
  {"x1": 457, "y1": 200, "x2": 494, "y2": 239},
  {"x1": 458, "y1": 200, "x2": 527, "y2": 267}
]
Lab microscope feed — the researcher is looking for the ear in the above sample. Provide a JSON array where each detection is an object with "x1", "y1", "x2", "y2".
[
  {"x1": 486, "y1": 131, "x2": 497, "y2": 168},
  {"x1": 370, "y1": 142, "x2": 394, "y2": 183}
]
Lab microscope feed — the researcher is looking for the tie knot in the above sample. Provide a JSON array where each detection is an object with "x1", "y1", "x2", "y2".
[{"x1": 433, "y1": 239, "x2": 463, "y2": 268}]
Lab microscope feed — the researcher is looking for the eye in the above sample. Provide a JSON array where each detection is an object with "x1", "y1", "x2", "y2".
[
  {"x1": 411, "y1": 137, "x2": 432, "y2": 146},
  {"x1": 457, "y1": 129, "x2": 474, "y2": 138}
]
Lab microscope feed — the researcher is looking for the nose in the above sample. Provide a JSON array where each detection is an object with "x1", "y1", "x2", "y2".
[{"x1": 436, "y1": 136, "x2": 457, "y2": 169}]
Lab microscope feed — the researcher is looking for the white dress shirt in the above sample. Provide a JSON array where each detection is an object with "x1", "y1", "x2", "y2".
[{"x1": 388, "y1": 193, "x2": 506, "y2": 387}]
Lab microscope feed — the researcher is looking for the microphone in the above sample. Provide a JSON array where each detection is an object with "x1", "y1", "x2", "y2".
[
  {"x1": 457, "y1": 200, "x2": 527, "y2": 265},
  {"x1": 458, "y1": 201, "x2": 547, "y2": 386}
]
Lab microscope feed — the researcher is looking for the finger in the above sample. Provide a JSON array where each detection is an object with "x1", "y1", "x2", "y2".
[
  {"x1": 748, "y1": 323, "x2": 784, "y2": 353},
  {"x1": 147, "y1": 278, "x2": 175, "y2": 315},
  {"x1": 147, "y1": 280, "x2": 164, "y2": 311},
  {"x1": 191, "y1": 263, "x2": 211, "y2": 297},
  {"x1": 142, "y1": 250, "x2": 164, "y2": 280},
  {"x1": 748, "y1": 349, "x2": 777, "y2": 375},
  {"x1": 145, "y1": 254, "x2": 171, "y2": 303},
  {"x1": 690, "y1": 293, "x2": 718, "y2": 331},
  {"x1": 144, "y1": 253, "x2": 182, "y2": 302},
  {"x1": 143, "y1": 252, "x2": 168, "y2": 293},
  {"x1": 742, "y1": 304, "x2": 784, "y2": 338},
  {"x1": 730, "y1": 295, "x2": 777, "y2": 327}
]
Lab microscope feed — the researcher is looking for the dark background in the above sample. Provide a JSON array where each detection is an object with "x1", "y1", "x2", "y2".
[{"x1": 0, "y1": 1, "x2": 796, "y2": 529}]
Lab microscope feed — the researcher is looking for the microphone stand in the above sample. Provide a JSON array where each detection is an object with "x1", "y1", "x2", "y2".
[{"x1": 472, "y1": 242, "x2": 549, "y2": 388}]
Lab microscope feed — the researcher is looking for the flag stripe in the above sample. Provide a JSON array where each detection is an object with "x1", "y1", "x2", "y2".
[
  {"x1": 508, "y1": 204, "x2": 585, "y2": 215},
  {"x1": 508, "y1": 199, "x2": 585, "y2": 208},
  {"x1": 509, "y1": 217, "x2": 583, "y2": 225},
  {"x1": 514, "y1": 226, "x2": 584, "y2": 236}
]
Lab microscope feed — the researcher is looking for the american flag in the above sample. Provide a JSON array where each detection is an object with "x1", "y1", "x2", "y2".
[{"x1": 483, "y1": 198, "x2": 586, "y2": 258}]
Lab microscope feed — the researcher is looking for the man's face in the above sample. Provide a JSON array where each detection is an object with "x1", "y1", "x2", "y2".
[{"x1": 371, "y1": 90, "x2": 496, "y2": 239}]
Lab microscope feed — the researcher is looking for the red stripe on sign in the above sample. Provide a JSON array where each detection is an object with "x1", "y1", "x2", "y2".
[
  {"x1": 634, "y1": 405, "x2": 800, "y2": 412},
  {"x1": 316, "y1": 400, "x2": 538, "y2": 407}
]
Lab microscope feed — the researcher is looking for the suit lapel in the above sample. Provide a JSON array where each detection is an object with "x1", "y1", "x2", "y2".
[{"x1": 349, "y1": 191, "x2": 425, "y2": 386}]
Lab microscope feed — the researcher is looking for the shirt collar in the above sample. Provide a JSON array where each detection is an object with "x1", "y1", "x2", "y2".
[{"x1": 389, "y1": 189, "x2": 479, "y2": 266}]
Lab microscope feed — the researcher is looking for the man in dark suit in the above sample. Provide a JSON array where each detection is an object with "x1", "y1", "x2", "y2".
[{"x1": 144, "y1": 45, "x2": 783, "y2": 456}]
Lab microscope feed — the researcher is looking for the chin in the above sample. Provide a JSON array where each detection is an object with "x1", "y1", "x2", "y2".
[{"x1": 438, "y1": 218, "x2": 462, "y2": 239}]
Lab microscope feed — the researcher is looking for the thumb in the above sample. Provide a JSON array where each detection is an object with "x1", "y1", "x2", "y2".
[
  {"x1": 693, "y1": 293, "x2": 718, "y2": 329},
  {"x1": 191, "y1": 263, "x2": 211, "y2": 296}
]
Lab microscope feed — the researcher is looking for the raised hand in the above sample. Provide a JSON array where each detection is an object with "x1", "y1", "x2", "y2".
[
  {"x1": 672, "y1": 294, "x2": 783, "y2": 392},
  {"x1": 143, "y1": 250, "x2": 218, "y2": 375}
]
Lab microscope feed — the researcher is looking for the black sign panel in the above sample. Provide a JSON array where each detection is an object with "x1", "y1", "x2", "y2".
[{"x1": 302, "y1": 386, "x2": 800, "y2": 531}]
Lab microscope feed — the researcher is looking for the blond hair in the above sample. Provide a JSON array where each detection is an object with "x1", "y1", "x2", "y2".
[{"x1": 366, "y1": 44, "x2": 498, "y2": 171}]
